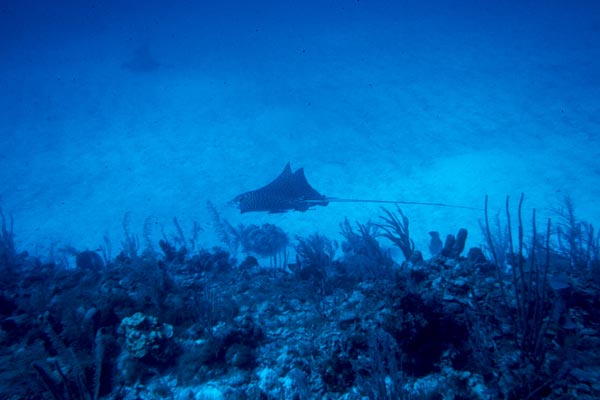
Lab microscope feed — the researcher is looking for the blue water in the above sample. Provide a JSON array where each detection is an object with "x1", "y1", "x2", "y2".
[
  {"x1": 1, "y1": 0, "x2": 599, "y2": 251},
  {"x1": 2, "y1": 2, "x2": 600, "y2": 398}
]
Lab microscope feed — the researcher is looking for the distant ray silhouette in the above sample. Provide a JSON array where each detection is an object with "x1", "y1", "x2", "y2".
[
  {"x1": 231, "y1": 163, "x2": 480, "y2": 214},
  {"x1": 122, "y1": 45, "x2": 160, "y2": 73}
]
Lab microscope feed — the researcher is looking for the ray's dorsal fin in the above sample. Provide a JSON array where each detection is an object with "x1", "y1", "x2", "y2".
[{"x1": 230, "y1": 163, "x2": 480, "y2": 213}]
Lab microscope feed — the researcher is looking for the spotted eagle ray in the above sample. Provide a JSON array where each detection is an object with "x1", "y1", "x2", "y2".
[{"x1": 231, "y1": 163, "x2": 479, "y2": 214}]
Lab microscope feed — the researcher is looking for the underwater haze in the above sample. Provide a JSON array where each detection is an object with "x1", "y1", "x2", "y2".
[
  {"x1": 3, "y1": 1, "x2": 600, "y2": 399},
  {"x1": 2, "y1": 0, "x2": 600, "y2": 252}
]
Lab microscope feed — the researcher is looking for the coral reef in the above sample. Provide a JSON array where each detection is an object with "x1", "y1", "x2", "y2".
[
  {"x1": 208, "y1": 201, "x2": 289, "y2": 267},
  {"x1": 293, "y1": 233, "x2": 337, "y2": 280},
  {"x1": 340, "y1": 217, "x2": 394, "y2": 278},
  {"x1": 441, "y1": 228, "x2": 468, "y2": 259},
  {"x1": 119, "y1": 312, "x2": 175, "y2": 362},
  {"x1": 0, "y1": 197, "x2": 599, "y2": 399}
]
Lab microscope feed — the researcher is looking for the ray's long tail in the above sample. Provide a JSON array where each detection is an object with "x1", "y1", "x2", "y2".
[{"x1": 306, "y1": 197, "x2": 481, "y2": 211}]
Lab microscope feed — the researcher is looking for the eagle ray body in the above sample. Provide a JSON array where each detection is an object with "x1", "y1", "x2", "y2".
[
  {"x1": 231, "y1": 163, "x2": 480, "y2": 213},
  {"x1": 232, "y1": 163, "x2": 329, "y2": 213}
]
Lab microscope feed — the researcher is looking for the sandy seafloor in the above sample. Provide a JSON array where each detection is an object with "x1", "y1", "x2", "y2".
[{"x1": 0, "y1": 1, "x2": 599, "y2": 261}]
